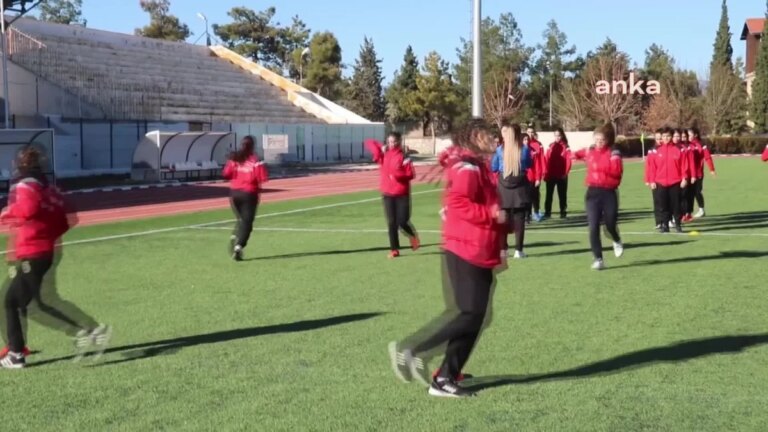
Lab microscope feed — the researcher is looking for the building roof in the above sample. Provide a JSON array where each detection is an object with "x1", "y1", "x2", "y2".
[{"x1": 741, "y1": 18, "x2": 766, "y2": 39}]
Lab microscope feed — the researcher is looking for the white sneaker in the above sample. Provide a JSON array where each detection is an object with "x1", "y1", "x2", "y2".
[
  {"x1": 513, "y1": 250, "x2": 526, "y2": 259},
  {"x1": 694, "y1": 208, "x2": 705, "y2": 218},
  {"x1": 591, "y1": 259, "x2": 605, "y2": 270},
  {"x1": 613, "y1": 242, "x2": 624, "y2": 258}
]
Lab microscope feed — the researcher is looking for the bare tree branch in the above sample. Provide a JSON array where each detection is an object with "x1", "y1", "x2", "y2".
[
  {"x1": 581, "y1": 54, "x2": 638, "y2": 130},
  {"x1": 483, "y1": 70, "x2": 525, "y2": 130}
]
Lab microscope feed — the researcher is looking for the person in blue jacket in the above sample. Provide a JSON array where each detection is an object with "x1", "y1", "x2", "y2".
[{"x1": 491, "y1": 123, "x2": 532, "y2": 260}]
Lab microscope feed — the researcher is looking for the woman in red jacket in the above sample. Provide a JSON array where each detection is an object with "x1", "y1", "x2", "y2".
[
  {"x1": 525, "y1": 125, "x2": 545, "y2": 222},
  {"x1": 763, "y1": 144, "x2": 768, "y2": 162},
  {"x1": 364, "y1": 132, "x2": 420, "y2": 258},
  {"x1": 388, "y1": 119, "x2": 506, "y2": 398},
  {"x1": 543, "y1": 127, "x2": 572, "y2": 219},
  {"x1": 222, "y1": 136, "x2": 269, "y2": 261},
  {"x1": 0, "y1": 148, "x2": 110, "y2": 368},
  {"x1": 687, "y1": 127, "x2": 716, "y2": 219},
  {"x1": 572, "y1": 123, "x2": 624, "y2": 270}
]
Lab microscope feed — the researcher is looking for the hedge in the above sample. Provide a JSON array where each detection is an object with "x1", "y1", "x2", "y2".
[{"x1": 614, "y1": 136, "x2": 768, "y2": 157}]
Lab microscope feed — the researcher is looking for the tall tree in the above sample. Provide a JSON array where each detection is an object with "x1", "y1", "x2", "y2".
[
  {"x1": 711, "y1": 0, "x2": 734, "y2": 72},
  {"x1": 483, "y1": 70, "x2": 525, "y2": 131},
  {"x1": 385, "y1": 45, "x2": 420, "y2": 123},
  {"x1": 413, "y1": 52, "x2": 460, "y2": 143},
  {"x1": 704, "y1": 63, "x2": 748, "y2": 134},
  {"x1": 344, "y1": 37, "x2": 385, "y2": 121},
  {"x1": 303, "y1": 32, "x2": 343, "y2": 100},
  {"x1": 643, "y1": 71, "x2": 702, "y2": 131},
  {"x1": 554, "y1": 77, "x2": 589, "y2": 130},
  {"x1": 749, "y1": 1, "x2": 768, "y2": 133},
  {"x1": 643, "y1": 44, "x2": 675, "y2": 82},
  {"x1": 213, "y1": 7, "x2": 310, "y2": 77},
  {"x1": 135, "y1": 0, "x2": 191, "y2": 42},
  {"x1": 38, "y1": 0, "x2": 86, "y2": 26},
  {"x1": 526, "y1": 20, "x2": 584, "y2": 127},
  {"x1": 454, "y1": 13, "x2": 534, "y2": 125},
  {"x1": 579, "y1": 43, "x2": 638, "y2": 132}
]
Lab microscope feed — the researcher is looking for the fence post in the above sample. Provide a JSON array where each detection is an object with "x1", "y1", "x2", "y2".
[{"x1": 79, "y1": 118, "x2": 84, "y2": 171}]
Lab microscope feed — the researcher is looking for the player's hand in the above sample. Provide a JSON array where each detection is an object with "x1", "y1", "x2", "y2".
[
  {"x1": 691, "y1": 177, "x2": 697, "y2": 184},
  {"x1": 681, "y1": 179, "x2": 688, "y2": 188},
  {"x1": 650, "y1": 182, "x2": 657, "y2": 190},
  {"x1": 710, "y1": 171, "x2": 717, "y2": 178},
  {"x1": 535, "y1": 181, "x2": 541, "y2": 187}
]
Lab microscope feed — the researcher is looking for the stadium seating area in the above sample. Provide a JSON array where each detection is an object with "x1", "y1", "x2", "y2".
[{"x1": 9, "y1": 18, "x2": 326, "y2": 124}]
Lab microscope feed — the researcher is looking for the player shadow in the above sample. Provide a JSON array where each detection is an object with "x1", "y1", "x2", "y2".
[
  {"x1": 679, "y1": 211, "x2": 768, "y2": 233},
  {"x1": 465, "y1": 333, "x2": 768, "y2": 393},
  {"x1": 530, "y1": 240, "x2": 693, "y2": 258},
  {"x1": 528, "y1": 210, "x2": 652, "y2": 230},
  {"x1": 606, "y1": 250, "x2": 768, "y2": 269},
  {"x1": 245, "y1": 244, "x2": 440, "y2": 261},
  {"x1": 28, "y1": 312, "x2": 384, "y2": 368}
]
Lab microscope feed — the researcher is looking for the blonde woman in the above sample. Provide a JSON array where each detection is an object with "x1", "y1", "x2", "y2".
[{"x1": 491, "y1": 123, "x2": 532, "y2": 259}]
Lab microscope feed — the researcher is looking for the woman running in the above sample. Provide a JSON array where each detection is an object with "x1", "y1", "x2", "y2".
[
  {"x1": 572, "y1": 124, "x2": 624, "y2": 270},
  {"x1": 0, "y1": 147, "x2": 111, "y2": 368},
  {"x1": 222, "y1": 136, "x2": 269, "y2": 261},
  {"x1": 543, "y1": 127, "x2": 572, "y2": 219},
  {"x1": 491, "y1": 123, "x2": 532, "y2": 259},
  {"x1": 364, "y1": 132, "x2": 420, "y2": 258},
  {"x1": 388, "y1": 119, "x2": 506, "y2": 398}
]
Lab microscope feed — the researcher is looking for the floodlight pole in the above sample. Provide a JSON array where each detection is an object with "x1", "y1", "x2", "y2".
[
  {"x1": 471, "y1": 0, "x2": 482, "y2": 119},
  {"x1": 1, "y1": 3, "x2": 10, "y2": 128}
]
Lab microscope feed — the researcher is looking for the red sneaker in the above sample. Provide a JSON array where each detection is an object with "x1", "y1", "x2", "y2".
[
  {"x1": 388, "y1": 250, "x2": 400, "y2": 259},
  {"x1": 682, "y1": 214, "x2": 693, "y2": 223},
  {"x1": 432, "y1": 368, "x2": 467, "y2": 382},
  {"x1": 410, "y1": 236, "x2": 421, "y2": 251}
]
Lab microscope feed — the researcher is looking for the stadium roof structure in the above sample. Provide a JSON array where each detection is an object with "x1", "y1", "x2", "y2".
[{"x1": 131, "y1": 131, "x2": 235, "y2": 182}]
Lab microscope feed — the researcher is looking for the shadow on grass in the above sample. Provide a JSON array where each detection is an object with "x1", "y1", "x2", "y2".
[
  {"x1": 606, "y1": 250, "x2": 768, "y2": 269},
  {"x1": 245, "y1": 244, "x2": 440, "y2": 261},
  {"x1": 531, "y1": 240, "x2": 693, "y2": 258},
  {"x1": 466, "y1": 333, "x2": 768, "y2": 392},
  {"x1": 29, "y1": 312, "x2": 384, "y2": 368}
]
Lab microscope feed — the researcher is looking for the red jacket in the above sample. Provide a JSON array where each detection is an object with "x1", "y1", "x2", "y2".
[
  {"x1": 647, "y1": 142, "x2": 690, "y2": 187},
  {"x1": 365, "y1": 139, "x2": 414, "y2": 196},
  {"x1": 1, "y1": 177, "x2": 70, "y2": 260},
  {"x1": 222, "y1": 154, "x2": 269, "y2": 195},
  {"x1": 526, "y1": 140, "x2": 545, "y2": 184},
  {"x1": 441, "y1": 149, "x2": 504, "y2": 269},
  {"x1": 644, "y1": 146, "x2": 659, "y2": 184},
  {"x1": 544, "y1": 140, "x2": 572, "y2": 180},
  {"x1": 573, "y1": 146, "x2": 623, "y2": 189},
  {"x1": 763, "y1": 144, "x2": 768, "y2": 162},
  {"x1": 688, "y1": 139, "x2": 715, "y2": 178}
]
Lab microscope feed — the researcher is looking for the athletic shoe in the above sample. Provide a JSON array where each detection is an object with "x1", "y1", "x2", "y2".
[
  {"x1": 432, "y1": 368, "x2": 471, "y2": 382},
  {"x1": 660, "y1": 224, "x2": 670, "y2": 233},
  {"x1": 669, "y1": 219, "x2": 676, "y2": 228},
  {"x1": 428, "y1": 377, "x2": 477, "y2": 398},
  {"x1": 388, "y1": 342, "x2": 412, "y2": 383},
  {"x1": 682, "y1": 214, "x2": 693, "y2": 223},
  {"x1": 675, "y1": 225, "x2": 684, "y2": 234},
  {"x1": 591, "y1": 259, "x2": 605, "y2": 270},
  {"x1": 232, "y1": 245, "x2": 243, "y2": 261},
  {"x1": 513, "y1": 250, "x2": 526, "y2": 259},
  {"x1": 410, "y1": 236, "x2": 421, "y2": 251},
  {"x1": 655, "y1": 224, "x2": 662, "y2": 231},
  {"x1": 73, "y1": 329, "x2": 91, "y2": 362},
  {"x1": 90, "y1": 324, "x2": 112, "y2": 361},
  {"x1": 388, "y1": 250, "x2": 400, "y2": 259},
  {"x1": 532, "y1": 213, "x2": 543, "y2": 222},
  {"x1": 409, "y1": 353, "x2": 431, "y2": 387},
  {"x1": 560, "y1": 212, "x2": 567, "y2": 219},
  {"x1": 613, "y1": 242, "x2": 624, "y2": 258},
  {"x1": 0, "y1": 346, "x2": 31, "y2": 358},
  {"x1": 694, "y1": 208, "x2": 705, "y2": 218},
  {"x1": 0, "y1": 352, "x2": 25, "y2": 369},
  {"x1": 228, "y1": 235, "x2": 236, "y2": 255}
]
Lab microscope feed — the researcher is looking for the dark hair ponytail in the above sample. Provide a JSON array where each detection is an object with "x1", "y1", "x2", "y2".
[{"x1": 231, "y1": 136, "x2": 255, "y2": 163}]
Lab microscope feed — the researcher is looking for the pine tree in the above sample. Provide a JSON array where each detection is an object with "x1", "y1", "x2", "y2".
[
  {"x1": 711, "y1": 0, "x2": 734, "y2": 71},
  {"x1": 38, "y1": 0, "x2": 86, "y2": 26},
  {"x1": 344, "y1": 37, "x2": 385, "y2": 121},
  {"x1": 750, "y1": 1, "x2": 768, "y2": 132},
  {"x1": 385, "y1": 45, "x2": 420, "y2": 123},
  {"x1": 135, "y1": 0, "x2": 190, "y2": 42}
]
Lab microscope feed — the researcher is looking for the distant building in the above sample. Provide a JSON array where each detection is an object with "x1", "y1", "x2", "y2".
[{"x1": 741, "y1": 17, "x2": 766, "y2": 98}]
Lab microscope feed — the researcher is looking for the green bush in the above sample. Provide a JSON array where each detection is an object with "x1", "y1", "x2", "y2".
[{"x1": 612, "y1": 136, "x2": 768, "y2": 156}]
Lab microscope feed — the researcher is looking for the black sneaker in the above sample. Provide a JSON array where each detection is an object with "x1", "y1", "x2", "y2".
[
  {"x1": 233, "y1": 245, "x2": 243, "y2": 261},
  {"x1": 388, "y1": 342, "x2": 411, "y2": 383},
  {"x1": 428, "y1": 377, "x2": 476, "y2": 398},
  {"x1": 675, "y1": 225, "x2": 683, "y2": 234},
  {"x1": 0, "y1": 352, "x2": 25, "y2": 369},
  {"x1": 660, "y1": 225, "x2": 670, "y2": 233}
]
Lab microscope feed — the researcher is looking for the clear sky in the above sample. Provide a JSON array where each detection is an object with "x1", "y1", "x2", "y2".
[{"x1": 80, "y1": 0, "x2": 766, "y2": 83}]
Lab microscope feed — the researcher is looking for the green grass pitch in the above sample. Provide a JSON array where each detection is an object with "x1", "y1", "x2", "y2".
[{"x1": 3, "y1": 158, "x2": 768, "y2": 431}]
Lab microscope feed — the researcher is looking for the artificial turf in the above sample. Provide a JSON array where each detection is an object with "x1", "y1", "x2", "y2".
[{"x1": 3, "y1": 157, "x2": 767, "y2": 431}]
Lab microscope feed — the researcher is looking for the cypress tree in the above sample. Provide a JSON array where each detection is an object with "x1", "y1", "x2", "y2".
[
  {"x1": 345, "y1": 37, "x2": 385, "y2": 121},
  {"x1": 711, "y1": 0, "x2": 734, "y2": 71}
]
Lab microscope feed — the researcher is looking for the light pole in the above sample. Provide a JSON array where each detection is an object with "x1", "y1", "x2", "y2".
[
  {"x1": 1, "y1": 2, "x2": 10, "y2": 128},
  {"x1": 471, "y1": 0, "x2": 482, "y2": 118},
  {"x1": 547, "y1": 60, "x2": 553, "y2": 127},
  {"x1": 299, "y1": 47, "x2": 310, "y2": 86},
  {"x1": 196, "y1": 13, "x2": 211, "y2": 46}
]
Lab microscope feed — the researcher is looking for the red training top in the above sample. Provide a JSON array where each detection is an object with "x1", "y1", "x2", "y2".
[
  {"x1": 644, "y1": 145, "x2": 660, "y2": 184},
  {"x1": 544, "y1": 140, "x2": 572, "y2": 181},
  {"x1": 646, "y1": 142, "x2": 691, "y2": 187},
  {"x1": 763, "y1": 144, "x2": 768, "y2": 162},
  {"x1": 222, "y1": 154, "x2": 269, "y2": 195},
  {"x1": 365, "y1": 139, "x2": 414, "y2": 196},
  {"x1": 441, "y1": 149, "x2": 504, "y2": 269},
  {"x1": 572, "y1": 146, "x2": 623, "y2": 189},
  {"x1": 688, "y1": 138, "x2": 715, "y2": 179},
  {"x1": 1, "y1": 177, "x2": 70, "y2": 260},
  {"x1": 526, "y1": 139, "x2": 545, "y2": 184}
]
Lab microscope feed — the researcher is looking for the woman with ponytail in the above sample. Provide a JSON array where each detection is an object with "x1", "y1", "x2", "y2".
[{"x1": 491, "y1": 123, "x2": 532, "y2": 259}]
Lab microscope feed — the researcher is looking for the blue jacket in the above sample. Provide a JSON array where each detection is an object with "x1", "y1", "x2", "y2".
[{"x1": 491, "y1": 144, "x2": 532, "y2": 176}]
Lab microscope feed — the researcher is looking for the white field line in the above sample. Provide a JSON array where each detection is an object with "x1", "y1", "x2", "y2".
[
  {"x1": 0, "y1": 189, "x2": 442, "y2": 256},
  {"x1": 191, "y1": 226, "x2": 768, "y2": 238}
]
